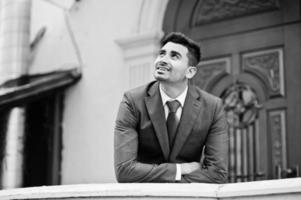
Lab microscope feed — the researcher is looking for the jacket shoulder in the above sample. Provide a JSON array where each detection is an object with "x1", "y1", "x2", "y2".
[
  {"x1": 124, "y1": 81, "x2": 157, "y2": 101},
  {"x1": 193, "y1": 85, "x2": 222, "y2": 103}
]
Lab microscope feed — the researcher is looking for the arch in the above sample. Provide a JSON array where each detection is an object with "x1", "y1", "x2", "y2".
[
  {"x1": 137, "y1": 0, "x2": 169, "y2": 34},
  {"x1": 162, "y1": 0, "x2": 197, "y2": 35}
]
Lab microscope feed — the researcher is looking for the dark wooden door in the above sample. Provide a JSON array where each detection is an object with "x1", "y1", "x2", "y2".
[{"x1": 163, "y1": 0, "x2": 301, "y2": 182}]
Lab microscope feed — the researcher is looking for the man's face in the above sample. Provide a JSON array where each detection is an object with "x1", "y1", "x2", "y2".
[{"x1": 153, "y1": 42, "x2": 196, "y2": 84}]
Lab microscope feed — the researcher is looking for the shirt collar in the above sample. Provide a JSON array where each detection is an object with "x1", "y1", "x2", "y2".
[{"x1": 159, "y1": 84, "x2": 188, "y2": 107}]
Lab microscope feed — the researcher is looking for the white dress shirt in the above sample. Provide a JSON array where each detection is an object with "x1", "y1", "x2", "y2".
[{"x1": 159, "y1": 84, "x2": 188, "y2": 181}]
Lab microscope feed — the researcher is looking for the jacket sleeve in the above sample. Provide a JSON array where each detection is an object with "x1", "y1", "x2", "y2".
[
  {"x1": 181, "y1": 99, "x2": 229, "y2": 183},
  {"x1": 114, "y1": 93, "x2": 177, "y2": 183}
]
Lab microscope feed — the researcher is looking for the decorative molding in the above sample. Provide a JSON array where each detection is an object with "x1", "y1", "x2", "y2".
[
  {"x1": 242, "y1": 48, "x2": 284, "y2": 97},
  {"x1": 116, "y1": 32, "x2": 162, "y2": 88},
  {"x1": 222, "y1": 82, "x2": 261, "y2": 128},
  {"x1": 268, "y1": 109, "x2": 287, "y2": 170},
  {"x1": 191, "y1": 0, "x2": 280, "y2": 26},
  {"x1": 193, "y1": 57, "x2": 231, "y2": 89},
  {"x1": 115, "y1": 31, "x2": 163, "y2": 60}
]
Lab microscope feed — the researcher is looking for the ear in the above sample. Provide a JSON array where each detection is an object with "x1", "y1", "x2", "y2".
[{"x1": 186, "y1": 66, "x2": 197, "y2": 79}]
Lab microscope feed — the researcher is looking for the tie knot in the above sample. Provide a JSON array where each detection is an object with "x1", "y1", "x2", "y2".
[{"x1": 166, "y1": 100, "x2": 180, "y2": 113}]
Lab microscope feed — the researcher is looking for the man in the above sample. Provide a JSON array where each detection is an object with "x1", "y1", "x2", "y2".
[{"x1": 114, "y1": 32, "x2": 228, "y2": 183}]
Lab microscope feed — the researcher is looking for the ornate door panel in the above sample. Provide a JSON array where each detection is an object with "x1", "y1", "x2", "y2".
[{"x1": 163, "y1": 0, "x2": 301, "y2": 182}]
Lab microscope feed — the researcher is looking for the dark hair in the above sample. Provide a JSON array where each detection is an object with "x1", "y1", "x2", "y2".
[{"x1": 160, "y1": 32, "x2": 201, "y2": 66}]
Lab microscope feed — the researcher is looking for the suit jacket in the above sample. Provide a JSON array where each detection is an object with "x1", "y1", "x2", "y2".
[{"x1": 114, "y1": 81, "x2": 228, "y2": 183}]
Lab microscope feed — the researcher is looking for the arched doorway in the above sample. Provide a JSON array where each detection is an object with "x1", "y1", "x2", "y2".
[{"x1": 163, "y1": 0, "x2": 301, "y2": 182}]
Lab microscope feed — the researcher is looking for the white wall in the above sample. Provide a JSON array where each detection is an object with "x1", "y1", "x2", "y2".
[
  {"x1": 30, "y1": 0, "x2": 168, "y2": 184},
  {"x1": 30, "y1": 0, "x2": 80, "y2": 74},
  {"x1": 61, "y1": 0, "x2": 146, "y2": 183}
]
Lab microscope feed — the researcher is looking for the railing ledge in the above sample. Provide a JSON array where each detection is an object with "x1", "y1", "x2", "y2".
[{"x1": 0, "y1": 178, "x2": 300, "y2": 200}]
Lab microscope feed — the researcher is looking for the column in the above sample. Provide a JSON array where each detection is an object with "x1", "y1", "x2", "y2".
[
  {"x1": 0, "y1": 0, "x2": 31, "y2": 188},
  {"x1": 115, "y1": 31, "x2": 163, "y2": 89}
]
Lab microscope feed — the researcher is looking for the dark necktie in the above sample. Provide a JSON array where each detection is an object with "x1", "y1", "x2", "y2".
[{"x1": 166, "y1": 100, "x2": 181, "y2": 148}]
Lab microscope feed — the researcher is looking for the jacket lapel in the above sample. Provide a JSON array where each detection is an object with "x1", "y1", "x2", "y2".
[
  {"x1": 169, "y1": 85, "x2": 202, "y2": 160},
  {"x1": 144, "y1": 82, "x2": 170, "y2": 160}
]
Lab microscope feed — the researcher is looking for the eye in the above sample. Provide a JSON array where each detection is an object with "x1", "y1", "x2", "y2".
[
  {"x1": 158, "y1": 50, "x2": 165, "y2": 57},
  {"x1": 171, "y1": 52, "x2": 180, "y2": 59}
]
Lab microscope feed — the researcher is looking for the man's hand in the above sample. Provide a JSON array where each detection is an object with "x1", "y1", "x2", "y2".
[{"x1": 180, "y1": 162, "x2": 200, "y2": 175}]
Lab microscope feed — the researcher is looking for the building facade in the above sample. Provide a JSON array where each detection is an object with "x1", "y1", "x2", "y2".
[{"x1": 0, "y1": 0, "x2": 300, "y2": 188}]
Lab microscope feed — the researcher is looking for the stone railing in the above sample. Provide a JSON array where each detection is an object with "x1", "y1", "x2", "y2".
[{"x1": 0, "y1": 178, "x2": 301, "y2": 200}]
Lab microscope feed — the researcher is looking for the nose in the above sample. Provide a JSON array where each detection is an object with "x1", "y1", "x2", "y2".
[
  {"x1": 158, "y1": 60, "x2": 167, "y2": 66},
  {"x1": 157, "y1": 54, "x2": 169, "y2": 65}
]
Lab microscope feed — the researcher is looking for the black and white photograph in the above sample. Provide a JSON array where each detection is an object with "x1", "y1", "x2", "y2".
[{"x1": 0, "y1": 0, "x2": 300, "y2": 199}]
